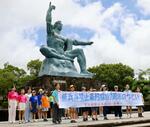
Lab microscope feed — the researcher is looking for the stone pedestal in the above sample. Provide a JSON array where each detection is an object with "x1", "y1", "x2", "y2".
[{"x1": 39, "y1": 58, "x2": 93, "y2": 78}]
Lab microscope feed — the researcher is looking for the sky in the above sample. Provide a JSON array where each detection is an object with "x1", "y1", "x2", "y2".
[{"x1": 0, "y1": 0, "x2": 150, "y2": 73}]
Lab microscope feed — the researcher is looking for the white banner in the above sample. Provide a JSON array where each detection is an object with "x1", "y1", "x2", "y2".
[{"x1": 58, "y1": 91, "x2": 144, "y2": 108}]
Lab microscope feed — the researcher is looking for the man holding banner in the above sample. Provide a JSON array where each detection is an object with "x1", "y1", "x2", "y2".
[
  {"x1": 114, "y1": 85, "x2": 122, "y2": 119},
  {"x1": 52, "y1": 83, "x2": 62, "y2": 124}
]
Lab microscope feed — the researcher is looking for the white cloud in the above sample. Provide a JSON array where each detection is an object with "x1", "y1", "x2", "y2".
[
  {"x1": 137, "y1": 0, "x2": 150, "y2": 15},
  {"x1": 0, "y1": 0, "x2": 150, "y2": 72}
]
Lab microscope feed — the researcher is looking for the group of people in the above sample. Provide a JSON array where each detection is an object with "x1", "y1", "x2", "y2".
[
  {"x1": 8, "y1": 86, "x2": 52, "y2": 124},
  {"x1": 7, "y1": 83, "x2": 144, "y2": 124}
]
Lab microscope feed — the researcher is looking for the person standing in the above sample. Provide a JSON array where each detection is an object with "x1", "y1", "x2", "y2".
[
  {"x1": 124, "y1": 84, "x2": 132, "y2": 118},
  {"x1": 91, "y1": 88, "x2": 98, "y2": 121},
  {"x1": 113, "y1": 85, "x2": 122, "y2": 119},
  {"x1": 25, "y1": 87, "x2": 32, "y2": 123},
  {"x1": 52, "y1": 83, "x2": 62, "y2": 124},
  {"x1": 29, "y1": 90, "x2": 38, "y2": 122},
  {"x1": 8, "y1": 86, "x2": 18, "y2": 123},
  {"x1": 81, "y1": 86, "x2": 89, "y2": 121},
  {"x1": 49, "y1": 91, "x2": 54, "y2": 118},
  {"x1": 99, "y1": 85, "x2": 104, "y2": 117},
  {"x1": 102, "y1": 85, "x2": 109, "y2": 120},
  {"x1": 37, "y1": 89, "x2": 43, "y2": 120},
  {"x1": 136, "y1": 87, "x2": 144, "y2": 117},
  {"x1": 41, "y1": 91, "x2": 50, "y2": 121},
  {"x1": 69, "y1": 85, "x2": 77, "y2": 123},
  {"x1": 18, "y1": 89, "x2": 27, "y2": 124}
]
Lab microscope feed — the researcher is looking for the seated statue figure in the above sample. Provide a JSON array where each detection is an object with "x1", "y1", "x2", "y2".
[{"x1": 39, "y1": 2, "x2": 94, "y2": 78}]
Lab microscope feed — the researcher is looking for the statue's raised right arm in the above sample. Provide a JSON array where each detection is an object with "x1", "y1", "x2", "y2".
[{"x1": 46, "y1": 2, "x2": 55, "y2": 34}]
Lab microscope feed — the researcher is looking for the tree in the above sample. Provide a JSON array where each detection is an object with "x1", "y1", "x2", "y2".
[
  {"x1": 138, "y1": 68, "x2": 150, "y2": 80},
  {"x1": 0, "y1": 63, "x2": 26, "y2": 96},
  {"x1": 88, "y1": 63, "x2": 134, "y2": 89},
  {"x1": 27, "y1": 59, "x2": 42, "y2": 76}
]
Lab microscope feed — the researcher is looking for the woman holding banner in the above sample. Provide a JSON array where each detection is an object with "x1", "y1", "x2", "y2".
[
  {"x1": 136, "y1": 87, "x2": 144, "y2": 117},
  {"x1": 124, "y1": 84, "x2": 132, "y2": 118},
  {"x1": 69, "y1": 85, "x2": 77, "y2": 123},
  {"x1": 81, "y1": 86, "x2": 89, "y2": 121},
  {"x1": 102, "y1": 85, "x2": 109, "y2": 120},
  {"x1": 91, "y1": 88, "x2": 98, "y2": 121}
]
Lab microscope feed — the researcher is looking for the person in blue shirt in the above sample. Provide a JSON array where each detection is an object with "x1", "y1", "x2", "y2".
[
  {"x1": 37, "y1": 89, "x2": 43, "y2": 120},
  {"x1": 52, "y1": 83, "x2": 61, "y2": 124},
  {"x1": 29, "y1": 90, "x2": 38, "y2": 122}
]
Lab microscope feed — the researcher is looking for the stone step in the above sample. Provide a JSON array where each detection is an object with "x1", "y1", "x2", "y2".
[{"x1": 117, "y1": 123, "x2": 150, "y2": 127}]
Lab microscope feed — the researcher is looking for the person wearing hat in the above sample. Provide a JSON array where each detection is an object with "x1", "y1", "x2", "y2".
[
  {"x1": 69, "y1": 85, "x2": 77, "y2": 123},
  {"x1": 114, "y1": 85, "x2": 122, "y2": 119},
  {"x1": 37, "y1": 88, "x2": 44, "y2": 120}
]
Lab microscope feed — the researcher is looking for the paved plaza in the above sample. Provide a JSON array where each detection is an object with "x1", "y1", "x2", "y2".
[{"x1": 0, "y1": 112, "x2": 150, "y2": 127}]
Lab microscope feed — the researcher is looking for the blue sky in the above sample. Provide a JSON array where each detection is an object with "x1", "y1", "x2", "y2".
[
  {"x1": 33, "y1": 0, "x2": 150, "y2": 46},
  {"x1": 0, "y1": 0, "x2": 150, "y2": 71}
]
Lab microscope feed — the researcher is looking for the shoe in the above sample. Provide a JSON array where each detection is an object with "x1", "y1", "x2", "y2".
[
  {"x1": 96, "y1": 118, "x2": 98, "y2": 121},
  {"x1": 70, "y1": 120, "x2": 74, "y2": 123},
  {"x1": 52, "y1": 121, "x2": 57, "y2": 124},
  {"x1": 43, "y1": 119, "x2": 48, "y2": 121},
  {"x1": 92, "y1": 118, "x2": 95, "y2": 121},
  {"x1": 71, "y1": 120, "x2": 77, "y2": 123},
  {"x1": 86, "y1": 118, "x2": 88, "y2": 121},
  {"x1": 83, "y1": 118, "x2": 86, "y2": 121},
  {"x1": 73, "y1": 120, "x2": 77, "y2": 123},
  {"x1": 19, "y1": 121, "x2": 22, "y2": 124},
  {"x1": 58, "y1": 120, "x2": 61, "y2": 124},
  {"x1": 104, "y1": 117, "x2": 108, "y2": 120}
]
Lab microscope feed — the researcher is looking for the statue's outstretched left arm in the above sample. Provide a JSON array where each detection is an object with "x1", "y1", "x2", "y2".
[{"x1": 73, "y1": 40, "x2": 93, "y2": 46}]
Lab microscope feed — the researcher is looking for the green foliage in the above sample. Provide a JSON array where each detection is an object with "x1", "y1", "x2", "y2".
[
  {"x1": 88, "y1": 63, "x2": 134, "y2": 89},
  {"x1": 27, "y1": 59, "x2": 42, "y2": 76},
  {"x1": 0, "y1": 60, "x2": 150, "y2": 107},
  {"x1": 138, "y1": 68, "x2": 150, "y2": 80},
  {"x1": 0, "y1": 63, "x2": 26, "y2": 90},
  {"x1": 0, "y1": 60, "x2": 42, "y2": 108}
]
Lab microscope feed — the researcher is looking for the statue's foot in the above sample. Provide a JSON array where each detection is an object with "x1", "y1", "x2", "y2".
[{"x1": 80, "y1": 70, "x2": 94, "y2": 76}]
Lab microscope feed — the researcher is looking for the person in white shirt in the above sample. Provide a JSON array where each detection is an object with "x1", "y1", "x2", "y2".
[
  {"x1": 124, "y1": 84, "x2": 132, "y2": 118},
  {"x1": 25, "y1": 87, "x2": 32, "y2": 122}
]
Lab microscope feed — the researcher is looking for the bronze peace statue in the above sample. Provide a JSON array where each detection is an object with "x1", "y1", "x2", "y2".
[{"x1": 39, "y1": 2, "x2": 94, "y2": 78}]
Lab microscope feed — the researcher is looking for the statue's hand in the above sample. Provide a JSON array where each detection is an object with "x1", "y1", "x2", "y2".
[
  {"x1": 49, "y1": 2, "x2": 56, "y2": 10},
  {"x1": 88, "y1": 41, "x2": 94, "y2": 45},
  {"x1": 51, "y1": 5, "x2": 56, "y2": 10}
]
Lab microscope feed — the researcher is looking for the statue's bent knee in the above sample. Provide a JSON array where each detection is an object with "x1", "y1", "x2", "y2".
[{"x1": 40, "y1": 45, "x2": 52, "y2": 58}]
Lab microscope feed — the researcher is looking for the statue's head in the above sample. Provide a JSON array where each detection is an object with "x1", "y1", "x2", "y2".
[{"x1": 54, "y1": 21, "x2": 63, "y2": 31}]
